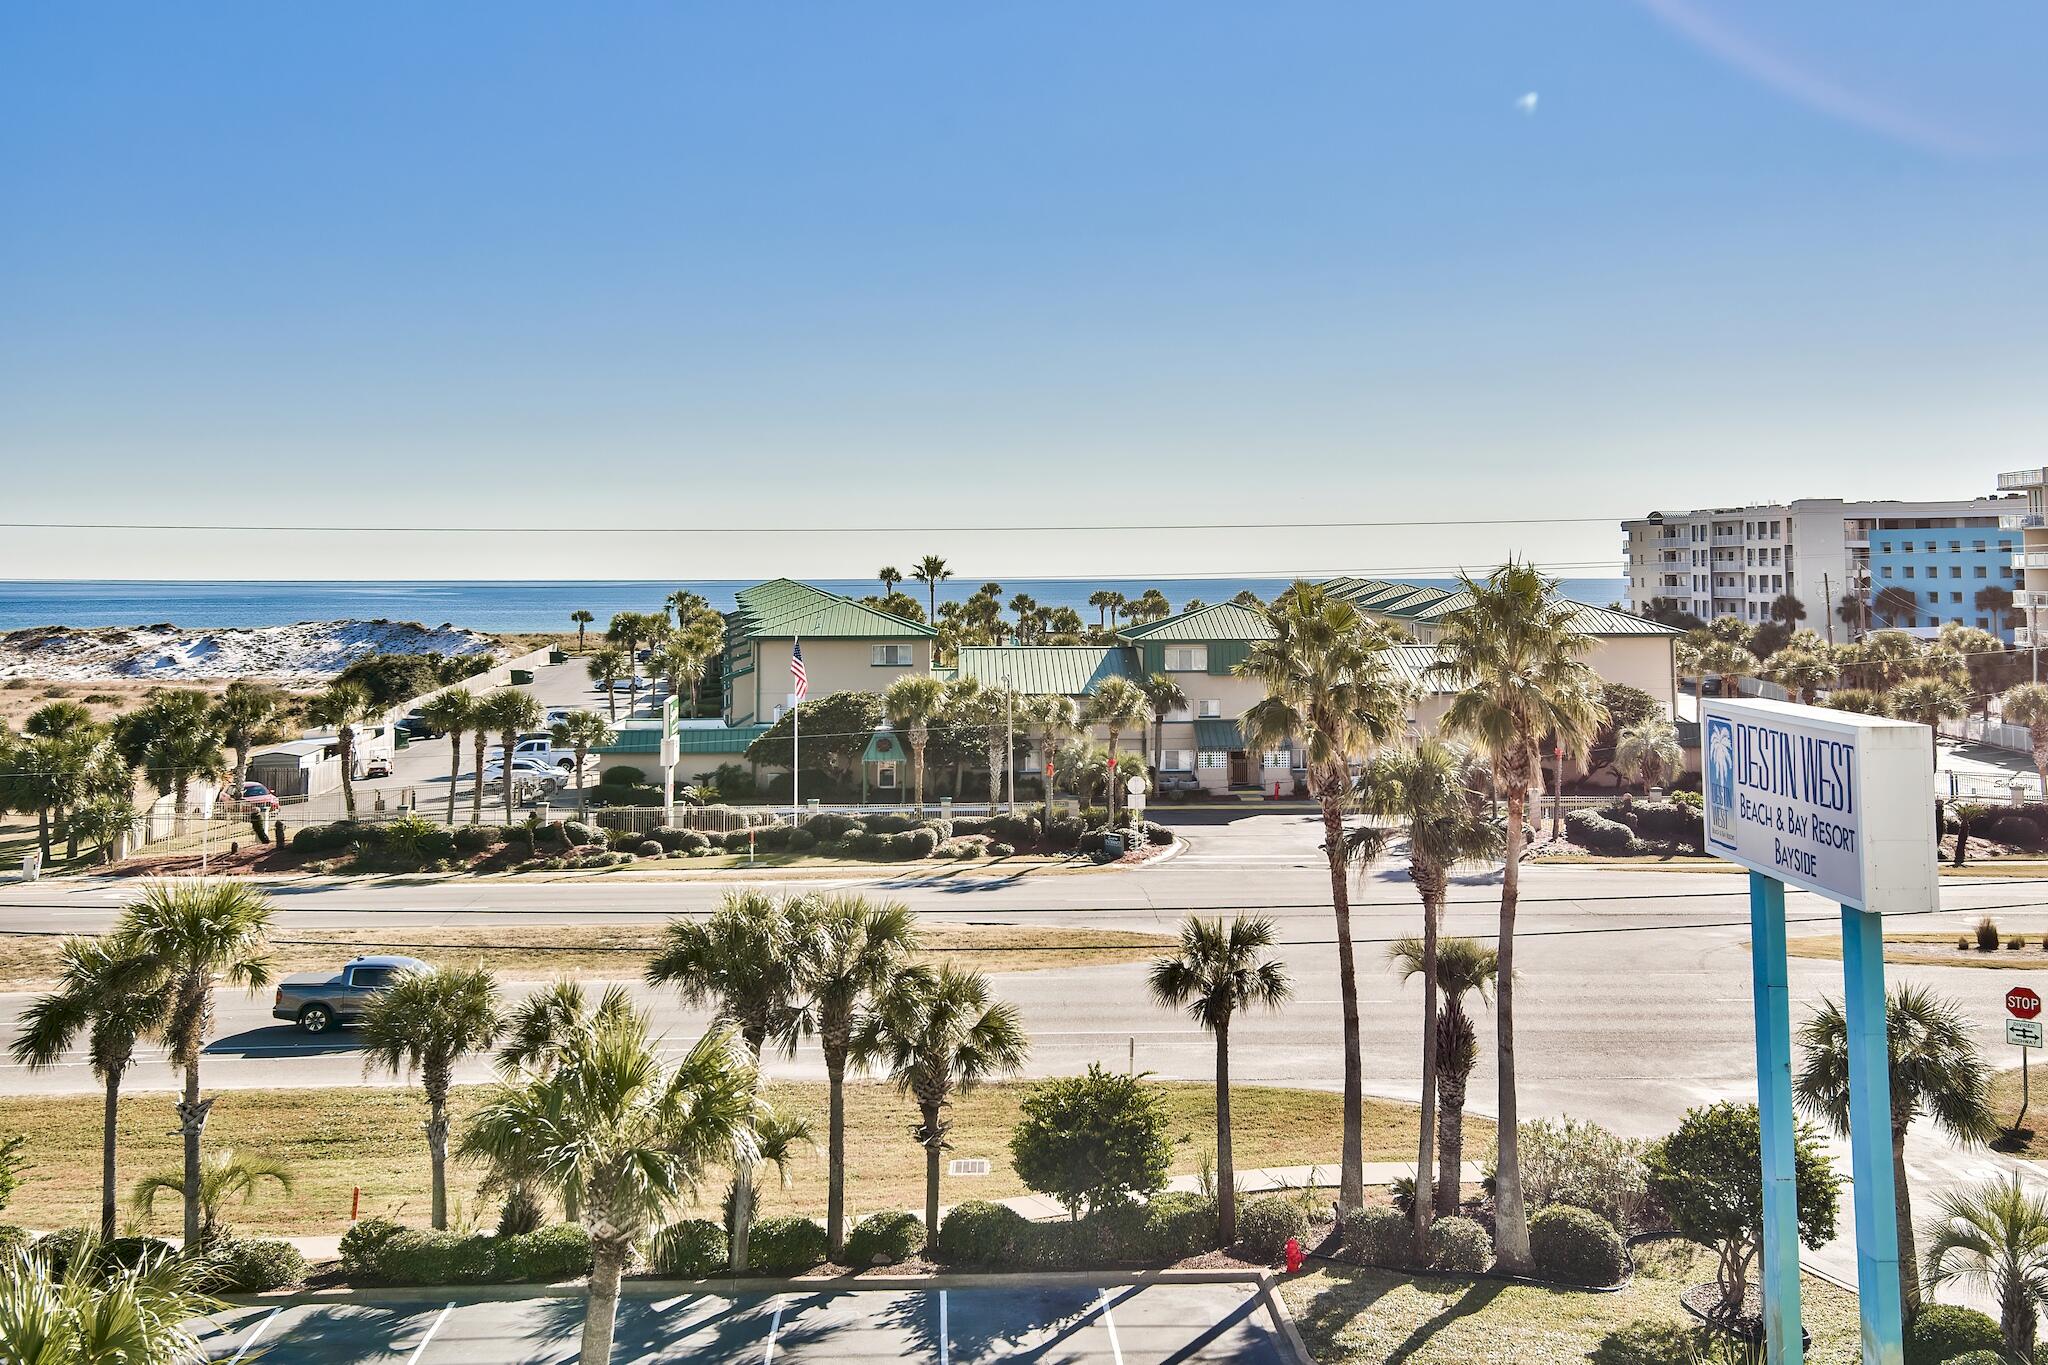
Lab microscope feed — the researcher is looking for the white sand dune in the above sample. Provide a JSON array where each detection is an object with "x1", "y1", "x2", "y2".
[{"x1": 0, "y1": 620, "x2": 497, "y2": 682}]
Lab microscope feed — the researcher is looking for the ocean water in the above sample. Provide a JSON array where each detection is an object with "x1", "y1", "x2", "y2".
[{"x1": 0, "y1": 578, "x2": 1631, "y2": 633}]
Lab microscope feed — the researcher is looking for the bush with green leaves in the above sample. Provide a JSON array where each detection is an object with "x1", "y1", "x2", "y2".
[
  {"x1": 1141, "y1": 821, "x2": 1175, "y2": 846},
  {"x1": 844, "y1": 1211, "x2": 927, "y2": 1267},
  {"x1": 1140, "y1": 1192, "x2": 1220, "y2": 1262},
  {"x1": 935, "y1": 1200, "x2": 1028, "y2": 1265},
  {"x1": 1340, "y1": 1206, "x2": 1411, "y2": 1268},
  {"x1": 1426, "y1": 1216, "x2": 1492, "y2": 1273},
  {"x1": 1563, "y1": 808, "x2": 1641, "y2": 854},
  {"x1": 987, "y1": 814, "x2": 1041, "y2": 846},
  {"x1": 1514, "y1": 1116, "x2": 1652, "y2": 1234},
  {"x1": 1904, "y1": 1304, "x2": 2002, "y2": 1365},
  {"x1": 206, "y1": 1237, "x2": 308, "y2": 1292},
  {"x1": 0, "y1": 1134, "x2": 22, "y2": 1211},
  {"x1": 747, "y1": 1216, "x2": 827, "y2": 1274},
  {"x1": 651, "y1": 1219, "x2": 728, "y2": 1277},
  {"x1": 1528, "y1": 1204, "x2": 1624, "y2": 1286},
  {"x1": 0, "y1": 1226, "x2": 28, "y2": 1261},
  {"x1": 339, "y1": 1217, "x2": 404, "y2": 1279},
  {"x1": 1939, "y1": 1354, "x2": 2004, "y2": 1365},
  {"x1": 1009, "y1": 1066, "x2": 1172, "y2": 1217},
  {"x1": 1235, "y1": 1196, "x2": 1310, "y2": 1261},
  {"x1": 338, "y1": 1220, "x2": 590, "y2": 1285},
  {"x1": 903, "y1": 828, "x2": 938, "y2": 858},
  {"x1": 451, "y1": 824, "x2": 508, "y2": 853},
  {"x1": 988, "y1": 842, "x2": 1016, "y2": 857},
  {"x1": 495, "y1": 1224, "x2": 592, "y2": 1281},
  {"x1": 600, "y1": 765, "x2": 646, "y2": 787}
]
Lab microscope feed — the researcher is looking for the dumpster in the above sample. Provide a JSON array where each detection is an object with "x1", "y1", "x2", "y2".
[
  {"x1": 393, "y1": 730, "x2": 410, "y2": 749},
  {"x1": 510, "y1": 668, "x2": 534, "y2": 685},
  {"x1": 548, "y1": 648, "x2": 567, "y2": 665}
]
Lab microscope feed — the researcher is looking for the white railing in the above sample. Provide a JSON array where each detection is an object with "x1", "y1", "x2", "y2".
[
  {"x1": 2020, "y1": 552, "x2": 2048, "y2": 570},
  {"x1": 2000, "y1": 469, "x2": 2048, "y2": 490},
  {"x1": 2002, "y1": 513, "x2": 2046, "y2": 530}
]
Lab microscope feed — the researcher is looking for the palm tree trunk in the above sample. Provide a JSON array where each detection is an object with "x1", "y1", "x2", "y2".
[
  {"x1": 428, "y1": 1093, "x2": 450, "y2": 1231},
  {"x1": 826, "y1": 1050, "x2": 848, "y2": 1262},
  {"x1": 1493, "y1": 779, "x2": 1531, "y2": 1271},
  {"x1": 339, "y1": 732, "x2": 357, "y2": 819},
  {"x1": 1107, "y1": 733, "x2": 1121, "y2": 823},
  {"x1": 1216, "y1": 1020, "x2": 1237, "y2": 1246},
  {"x1": 1321, "y1": 793, "x2": 1365, "y2": 1213},
  {"x1": 922, "y1": 1103, "x2": 943, "y2": 1233},
  {"x1": 1412, "y1": 864, "x2": 1442, "y2": 1257},
  {"x1": 178, "y1": 1055, "x2": 204, "y2": 1248},
  {"x1": 470, "y1": 731, "x2": 486, "y2": 824},
  {"x1": 1891, "y1": 1120, "x2": 1919, "y2": 1319},
  {"x1": 1436, "y1": 1018, "x2": 1468, "y2": 1218},
  {"x1": 502, "y1": 729, "x2": 517, "y2": 824},
  {"x1": 576, "y1": 759, "x2": 587, "y2": 817},
  {"x1": 234, "y1": 741, "x2": 251, "y2": 792},
  {"x1": 579, "y1": 1240, "x2": 627, "y2": 1365},
  {"x1": 446, "y1": 734, "x2": 462, "y2": 825},
  {"x1": 101, "y1": 1068, "x2": 123, "y2": 1240},
  {"x1": 36, "y1": 806, "x2": 51, "y2": 862}
]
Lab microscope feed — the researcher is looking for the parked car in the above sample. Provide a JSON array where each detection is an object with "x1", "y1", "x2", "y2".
[
  {"x1": 363, "y1": 754, "x2": 393, "y2": 779},
  {"x1": 273, "y1": 955, "x2": 431, "y2": 1034},
  {"x1": 483, "y1": 759, "x2": 562, "y2": 793},
  {"x1": 1155, "y1": 772, "x2": 1202, "y2": 802},
  {"x1": 230, "y1": 781, "x2": 281, "y2": 810},
  {"x1": 486, "y1": 738, "x2": 578, "y2": 773},
  {"x1": 396, "y1": 711, "x2": 443, "y2": 740}
]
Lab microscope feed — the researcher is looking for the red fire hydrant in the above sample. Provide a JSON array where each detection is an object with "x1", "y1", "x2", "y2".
[{"x1": 1284, "y1": 1237, "x2": 1303, "y2": 1274}]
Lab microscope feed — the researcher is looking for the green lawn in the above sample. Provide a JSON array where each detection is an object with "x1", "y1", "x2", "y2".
[{"x1": 1283, "y1": 1239, "x2": 1863, "y2": 1365}]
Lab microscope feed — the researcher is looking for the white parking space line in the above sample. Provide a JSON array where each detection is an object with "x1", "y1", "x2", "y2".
[
  {"x1": 1096, "y1": 1290, "x2": 1124, "y2": 1365},
  {"x1": 407, "y1": 1301, "x2": 454, "y2": 1363},
  {"x1": 762, "y1": 1295, "x2": 785, "y2": 1365},
  {"x1": 226, "y1": 1308, "x2": 279, "y2": 1363},
  {"x1": 938, "y1": 1290, "x2": 949, "y2": 1365}
]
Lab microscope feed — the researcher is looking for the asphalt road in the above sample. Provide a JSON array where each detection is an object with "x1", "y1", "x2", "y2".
[{"x1": 195, "y1": 1281, "x2": 1290, "y2": 1364}]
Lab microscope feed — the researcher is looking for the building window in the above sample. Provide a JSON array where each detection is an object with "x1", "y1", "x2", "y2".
[
  {"x1": 1880, "y1": 566, "x2": 1892, "y2": 579},
  {"x1": 1165, "y1": 705, "x2": 1192, "y2": 722},
  {"x1": 1952, "y1": 592, "x2": 1963, "y2": 604},
  {"x1": 1976, "y1": 566, "x2": 1989, "y2": 578},
  {"x1": 1163, "y1": 646, "x2": 1208, "y2": 672},
  {"x1": 1158, "y1": 749, "x2": 1194, "y2": 772},
  {"x1": 1199, "y1": 699, "x2": 1222, "y2": 718},
  {"x1": 1925, "y1": 541, "x2": 1937, "y2": 552},
  {"x1": 1927, "y1": 591, "x2": 1939, "y2": 604},
  {"x1": 1950, "y1": 541, "x2": 1962, "y2": 552},
  {"x1": 875, "y1": 765, "x2": 898, "y2": 789},
  {"x1": 871, "y1": 644, "x2": 913, "y2": 667},
  {"x1": 1978, "y1": 617, "x2": 1990, "y2": 629},
  {"x1": 1904, "y1": 566, "x2": 1915, "y2": 578}
]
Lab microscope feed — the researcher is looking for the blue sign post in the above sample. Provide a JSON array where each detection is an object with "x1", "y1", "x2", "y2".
[{"x1": 1705, "y1": 699, "x2": 1934, "y2": 1365}]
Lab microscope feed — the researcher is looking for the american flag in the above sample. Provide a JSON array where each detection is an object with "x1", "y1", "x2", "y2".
[{"x1": 790, "y1": 638, "x2": 808, "y2": 701}]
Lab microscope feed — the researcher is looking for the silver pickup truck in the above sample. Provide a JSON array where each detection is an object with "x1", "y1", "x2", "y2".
[{"x1": 272, "y1": 955, "x2": 430, "y2": 1034}]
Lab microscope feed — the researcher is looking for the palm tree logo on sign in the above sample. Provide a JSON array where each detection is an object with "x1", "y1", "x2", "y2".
[{"x1": 1706, "y1": 716, "x2": 1736, "y2": 847}]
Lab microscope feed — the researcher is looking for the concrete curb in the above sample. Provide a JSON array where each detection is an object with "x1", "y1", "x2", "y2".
[{"x1": 1256, "y1": 1269, "x2": 1319, "y2": 1365}]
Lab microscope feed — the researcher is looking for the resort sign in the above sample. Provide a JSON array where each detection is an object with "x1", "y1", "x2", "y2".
[{"x1": 1702, "y1": 696, "x2": 1936, "y2": 915}]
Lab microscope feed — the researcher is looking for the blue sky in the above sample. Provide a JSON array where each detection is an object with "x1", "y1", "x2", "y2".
[{"x1": 3, "y1": 3, "x2": 2045, "y2": 580}]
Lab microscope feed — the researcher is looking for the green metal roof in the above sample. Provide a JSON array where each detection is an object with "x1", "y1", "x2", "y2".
[
  {"x1": 1387, "y1": 644, "x2": 1456, "y2": 692},
  {"x1": 592, "y1": 721, "x2": 665, "y2": 755},
  {"x1": 1320, "y1": 577, "x2": 1456, "y2": 618},
  {"x1": 1408, "y1": 593, "x2": 1682, "y2": 636},
  {"x1": 1122, "y1": 602, "x2": 1274, "y2": 642},
  {"x1": 1193, "y1": 718, "x2": 1244, "y2": 749},
  {"x1": 729, "y1": 578, "x2": 936, "y2": 641},
  {"x1": 952, "y1": 645, "x2": 1138, "y2": 696},
  {"x1": 861, "y1": 726, "x2": 908, "y2": 764},
  {"x1": 676, "y1": 723, "x2": 770, "y2": 755}
]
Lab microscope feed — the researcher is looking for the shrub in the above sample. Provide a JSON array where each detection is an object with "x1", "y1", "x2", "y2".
[
  {"x1": 207, "y1": 1237, "x2": 308, "y2": 1292},
  {"x1": 0, "y1": 1226, "x2": 28, "y2": 1261},
  {"x1": 1010, "y1": 1066, "x2": 1173, "y2": 1217},
  {"x1": 1427, "y1": 1216, "x2": 1492, "y2": 1273},
  {"x1": 562, "y1": 819, "x2": 596, "y2": 845},
  {"x1": 651, "y1": 1219, "x2": 728, "y2": 1277},
  {"x1": 451, "y1": 824, "x2": 504, "y2": 853},
  {"x1": 1141, "y1": 1192, "x2": 1220, "y2": 1261},
  {"x1": 1976, "y1": 916, "x2": 2001, "y2": 951},
  {"x1": 1235, "y1": 1196, "x2": 1309, "y2": 1261},
  {"x1": 1529, "y1": 1205, "x2": 1624, "y2": 1286},
  {"x1": 988, "y1": 842, "x2": 1016, "y2": 857},
  {"x1": 935, "y1": 1201, "x2": 1028, "y2": 1265},
  {"x1": 1515, "y1": 1116, "x2": 1652, "y2": 1234},
  {"x1": 786, "y1": 828, "x2": 817, "y2": 852},
  {"x1": 2012, "y1": 935, "x2": 2027, "y2": 951},
  {"x1": 1045, "y1": 816, "x2": 1085, "y2": 850},
  {"x1": 1564, "y1": 808, "x2": 1640, "y2": 854},
  {"x1": 951, "y1": 816, "x2": 990, "y2": 837},
  {"x1": 1340, "y1": 1206, "x2": 1411, "y2": 1268},
  {"x1": 600, "y1": 765, "x2": 646, "y2": 787},
  {"x1": 339, "y1": 1217, "x2": 404, "y2": 1279},
  {"x1": 497, "y1": 1185, "x2": 545, "y2": 1236},
  {"x1": 864, "y1": 812, "x2": 922, "y2": 834},
  {"x1": 636, "y1": 839, "x2": 663, "y2": 857},
  {"x1": 988, "y1": 814, "x2": 1041, "y2": 846},
  {"x1": 675, "y1": 830, "x2": 712, "y2": 854},
  {"x1": 1940, "y1": 1355, "x2": 2004, "y2": 1365},
  {"x1": 904, "y1": 829, "x2": 938, "y2": 858},
  {"x1": 844, "y1": 1211, "x2": 926, "y2": 1267},
  {"x1": 1991, "y1": 814, "x2": 2045, "y2": 850},
  {"x1": 747, "y1": 1216, "x2": 827, "y2": 1273},
  {"x1": 806, "y1": 813, "x2": 859, "y2": 840},
  {"x1": 1905, "y1": 1304, "x2": 2003, "y2": 1365},
  {"x1": 495, "y1": 1224, "x2": 591, "y2": 1282},
  {"x1": 1957, "y1": 935, "x2": 1972, "y2": 950},
  {"x1": 340, "y1": 1220, "x2": 589, "y2": 1285}
]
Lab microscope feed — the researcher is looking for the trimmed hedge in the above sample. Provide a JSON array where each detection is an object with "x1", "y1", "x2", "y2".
[
  {"x1": 0, "y1": 1226, "x2": 28, "y2": 1260},
  {"x1": 338, "y1": 1219, "x2": 591, "y2": 1285},
  {"x1": 208, "y1": 1237, "x2": 308, "y2": 1291},
  {"x1": 1236, "y1": 1197, "x2": 1310, "y2": 1261},
  {"x1": 1426, "y1": 1216, "x2": 1492, "y2": 1272},
  {"x1": 1142, "y1": 1192, "x2": 1220, "y2": 1262},
  {"x1": 651, "y1": 1219, "x2": 728, "y2": 1277},
  {"x1": 746, "y1": 1216, "x2": 827, "y2": 1274},
  {"x1": 1905, "y1": 1304, "x2": 2003, "y2": 1365},
  {"x1": 935, "y1": 1201, "x2": 1030, "y2": 1265},
  {"x1": 1563, "y1": 808, "x2": 1640, "y2": 854},
  {"x1": 1341, "y1": 1206, "x2": 1412, "y2": 1268},
  {"x1": 1528, "y1": 1205, "x2": 1624, "y2": 1286},
  {"x1": 843, "y1": 1211, "x2": 926, "y2": 1267},
  {"x1": 600, "y1": 765, "x2": 646, "y2": 786}
]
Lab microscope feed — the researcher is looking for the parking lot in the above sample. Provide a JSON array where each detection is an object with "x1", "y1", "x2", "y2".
[{"x1": 196, "y1": 1279, "x2": 1294, "y2": 1364}]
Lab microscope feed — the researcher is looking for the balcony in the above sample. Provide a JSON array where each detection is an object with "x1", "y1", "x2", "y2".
[
  {"x1": 2020, "y1": 627, "x2": 2039, "y2": 649},
  {"x1": 2000, "y1": 469, "x2": 2048, "y2": 490},
  {"x1": 2018, "y1": 552, "x2": 2048, "y2": 570},
  {"x1": 2015, "y1": 591, "x2": 2048, "y2": 612},
  {"x1": 2002, "y1": 513, "x2": 2047, "y2": 530}
]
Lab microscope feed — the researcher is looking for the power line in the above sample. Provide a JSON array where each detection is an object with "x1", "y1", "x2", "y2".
[{"x1": 0, "y1": 515, "x2": 1625, "y2": 535}]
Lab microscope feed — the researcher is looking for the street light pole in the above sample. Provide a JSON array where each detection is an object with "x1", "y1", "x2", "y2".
[{"x1": 1003, "y1": 674, "x2": 1016, "y2": 814}]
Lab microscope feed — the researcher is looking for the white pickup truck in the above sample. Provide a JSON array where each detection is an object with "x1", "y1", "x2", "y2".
[{"x1": 485, "y1": 736, "x2": 578, "y2": 773}]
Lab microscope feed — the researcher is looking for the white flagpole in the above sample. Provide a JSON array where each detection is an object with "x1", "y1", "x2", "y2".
[{"x1": 791, "y1": 637, "x2": 801, "y2": 821}]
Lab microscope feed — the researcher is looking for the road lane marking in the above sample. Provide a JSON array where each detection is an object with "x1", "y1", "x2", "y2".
[
  {"x1": 762, "y1": 1295, "x2": 785, "y2": 1364},
  {"x1": 226, "y1": 1307, "x2": 280, "y2": 1363},
  {"x1": 406, "y1": 1301, "x2": 454, "y2": 1363},
  {"x1": 939, "y1": 1290, "x2": 949, "y2": 1365},
  {"x1": 1096, "y1": 1290, "x2": 1124, "y2": 1365}
]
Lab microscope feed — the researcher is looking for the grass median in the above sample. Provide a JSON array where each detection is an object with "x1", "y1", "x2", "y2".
[
  {"x1": 0, "y1": 921, "x2": 1172, "y2": 991},
  {"x1": 0, "y1": 1081, "x2": 1475, "y2": 1241},
  {"x1": 1784, "y1": 929, "x2": 2048, "y2": 971},
  {"x1": 1283, "y1": 1239, "x2": 1863, "y2": 1365}
]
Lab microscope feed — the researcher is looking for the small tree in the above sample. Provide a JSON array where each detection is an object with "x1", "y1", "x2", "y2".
[
  {"x1": 1646, "y1": 1101, "x2": 1839, "y2": 1317},
  {"x1": 552, "y1": 710, "x2": 614, "y2": 816},
  {"x1": 1613, "y1": 717, "x2": 1681, "y2": 793},
  {"x1": 2001, "y1": 683, "x2": 2048, "y2": 790},
  {"x1": 1008, "y1": 1065, "x2": 1172, "y2": 1218}
]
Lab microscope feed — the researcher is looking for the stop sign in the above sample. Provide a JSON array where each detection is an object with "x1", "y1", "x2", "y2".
[{"x1": 2009, "y1": 987, "x2": 2042, "y2": 1020}]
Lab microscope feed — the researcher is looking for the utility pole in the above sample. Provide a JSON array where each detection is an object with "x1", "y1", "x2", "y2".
[
  {"x1": 1003, "y1": 676, "x2": 1016, "y2": 814},
  {"x1": 1823, "y1": 573, "x2": 1834, "y2": 646}
]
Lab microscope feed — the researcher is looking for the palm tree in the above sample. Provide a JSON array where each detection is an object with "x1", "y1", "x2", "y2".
[
  {"x1": 1697, "y1": 639, "x2": 1760, "y2": 699},
  {"x1": 463, "y1": 1010, "x2": 757, "y2": 1364},
  {"x1": 1103, "y1": 591, "x2": 1129, "y2": 634},
  {"x1": 803, "y1": 896, "x2": 920, "y2": 1260},
  {"x1": 0, "y1": 1234, "x2": 219, "y2": 1364},
  {"x1": 1088, "y1": 590, "x2": 1114, "y2": 628},
  {"x1": 884, "y1": 674, "x2": 949, "y2": 811},
  {"x1": 478, "y1": 688, "x2": 543, "y2": 824},
  {"x1": 1138, "y1": 672, "x2": 1189, "y2": 772},
  {"x1": 570, "y1": 609, "x2": 594, "y2": 652},
  {"x1": 1240, "y1": 582, "x2": 1411, "y2": 1213},
  {"x1": 953, "y1": 684, "x2": 1015, "y2": 809},
  {"x1": 1429, "y1": 562, "x2": 1605, "y2": 1268},
  {"x1": 645, "y1": 892, "x2": 821, "y2": 1271},
  {"x1": 1923, "y1": 1171, "x2": 2048, "y2": 1360},
  {"x1": 209, "y1": 681, "x2": 279, "y2": 793},
  {"x1": 587, "y1": 645, "x2": 626, "y2": 723},
  {"x1": 132, "y1": 1149, "x2": 292, "y2": 1246},
  {"x1": 490, "y1": 979, "x2": 635, "y2": 1222},
  {"x1": 1388, "y1": 936, "x2": 1496, "y2": 1215},
  {"x1": 551, "y1": 710, "x2": 614, "y2": 816},
  {"x1": 912, "y1": 555, "x2": 953, "y2": 622},
  {"x1": 1768, "y1": 593, "x2": 1807, "y2": 627},
  {"x1": 1613, "y1": 716, "x2": 1682, "y2": 793},
  {"x1": 1019, "y1": 693, "x2": 1080, "y2": 823},
  {"x1": 1795, "y1": 984, "x2": 1997, "y2": 1319},
  {"x1": 1084, "y1": 675, "x2": 1152, "y2": 823},
  {"x1": 1762, "y1": 648, "x2": 1836, "y2": 705},
  {"x1": 853, "y1": 964, "x2": 1027, "y2": 1232},
  {"x1": 2002, "y1": 682, "x2": 2048, "y2": 790},
  {"x1": 417, "y1": 688, "x2": 477, "y2": 826},
  {"x1": 879, "y1": 566, "x2": 903, "y2": 596},
  {"x1": 359, "y1": 964, "x2": 502, "y2": 1230},
  {"x1": 121, "y1": 691, "x2": 226, "y2": 813},
  {"x1": 108, "y1": 880, "x2": 273, "y2": 1248},
  {"x1": 606, "y1": 612, "x2": 646, "y2": 690},
  {"x1": 1875, "y1": 585, "x2": 1923, "y2": 629},
  {"x1": 305, "y1": 681, "x2": 373, "y2": 819},
  {"x1": 1347, "y1": 740, "x2": 1502, "y2": 1251},
  {"x1": 11, "y1": 937, "x2": 168, "y2": 1238},
  {"x1": 1147, "y1": 917, "x2": 1290, "y2": 1246}
]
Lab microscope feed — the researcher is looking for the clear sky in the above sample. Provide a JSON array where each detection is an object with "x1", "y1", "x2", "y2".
[{"x1": 3, "y1": 3, "x2": 2045, "y2": 581}]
